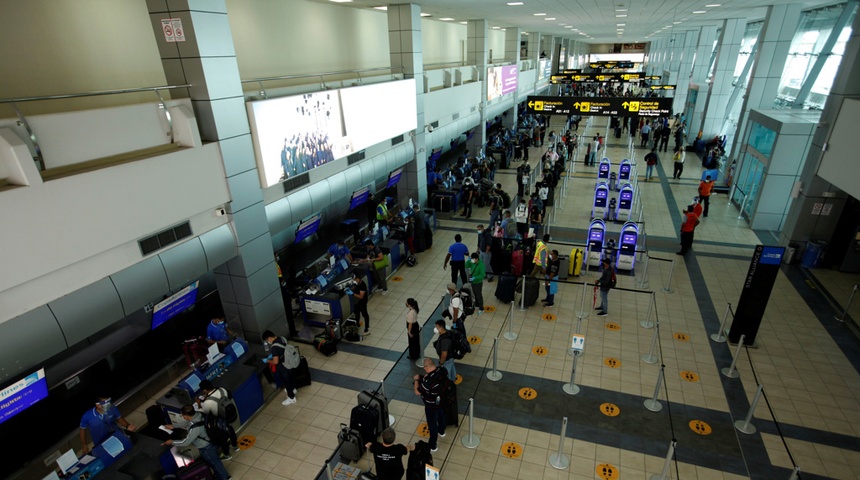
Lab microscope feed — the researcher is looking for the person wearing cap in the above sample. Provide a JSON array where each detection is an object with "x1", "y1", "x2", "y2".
[{"x1": 79, "y1": 396, "x2": 135, "y2": 454}]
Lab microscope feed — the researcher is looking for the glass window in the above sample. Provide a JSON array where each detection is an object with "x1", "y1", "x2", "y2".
[{"x1": 748, "y1": 122, "x2": 776, "y2": 158}]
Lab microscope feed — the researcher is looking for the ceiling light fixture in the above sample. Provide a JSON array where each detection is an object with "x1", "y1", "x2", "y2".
[
  {"x1": 673, "y1": 21, "x2": 682, "y2": 24},
  {"x1": 534, "y1": 12, "x2": 546, "y2": 16},
  {"x1": 616, "y1": 14, "x2": 627, "y2": 18},
  {"x1": 440, "y1": 17, "x2": 454, "y2": 21},
  {"x1": 459, "y1": 21, "x2": 467, "y2": 24},
  {"x1": 705, "y1": 4, "x2": 721, "y2": 7},
  {"x1": 373, "y1": 6, "x2": 387, "y2": 10},
  {"x1": 545, "y1": 17, "x2": 556, "y2": 20},
  {"x1": 693, "y1": 10, "x2": 707, "y2": 14},
  {"x1": 507, "y1": 2, "x2": 525, "y2": 5},
  {"x1": 329, "y1": 0, "x2": 353, "y2": 3},
  {"x1": 617, "y1": 23, "x2": 626, "y2": 26},
  {"x1": 420, "y1": 12, "x2": 431, "y2": 17},
  {"x1": 616, "y1": 8, "x2": 628, "y2": 12}
]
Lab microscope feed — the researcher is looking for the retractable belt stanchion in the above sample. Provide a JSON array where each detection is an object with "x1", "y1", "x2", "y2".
[
  {"x1": 504, "y1": 301, "x2": 518, "y2": 341},
  {"x1": 518, "y1": 274, "x2": 527, "y2": 311},
  {"x1": 563, "y1": 351, "x2": 581, "y2": 395},
  {"x1": 643, "y1": 368, "x2": 664, "y2": 411},
  {"x1": 788, "y1": 467, "x2": 801, "y2": 480},
  {"x1": 378, "y1": 380, "x2": 396, "y2": 427},
  {"x1": 710, "y1": 303, "x2": 732, "y2": 343},
  {"x1": 636, "y1": 253, "x2": 650, "y2": 289},
  {"x1": 461, "y1": 398, "x2": 480, "y2": 448},
  {"x1": 486, "y1": 337, "x2": 503, "y2": 381},
  {"x1": 642, "y1": 323, "x2": 660, "y2": 364},
  {"x1": 734, "y1": 384, "x2": 764, "y2": 434},
  {"x1": 662, "y1": 258, "x2": 675, "y2": 293},
  {"x1": 325, "y1": 460, "x2": 334, "y2": 479},
  {"x1": 577, "y1": 280, "x2": 589, "y2": 320},
  {"x1": 548, "y1": 417, "x2": 570, "y2": 469},
  {"x1": 649, "y1": 440, "x2": 677, "y2": 480},
  {"x1": 835, "y1": 284, "x2": 858, "y2": 322},
  {"x1": 721, "y1": 334, "x2": 745, "y2": 378},
  {"x1": 640, "y1": 292, "x2": 655, "y2": 329}
]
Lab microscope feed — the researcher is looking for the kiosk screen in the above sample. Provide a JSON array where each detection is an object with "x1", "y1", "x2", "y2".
[{"x1": 595, "y1": 188, "x2": 608, "y2": 207}]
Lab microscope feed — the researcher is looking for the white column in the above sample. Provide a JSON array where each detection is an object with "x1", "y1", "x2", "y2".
[
  {"x1": 674, "y1": 29, "x2": 701, "y2": 114},
  {"x1": 701, "y1": 18, "x2": 746, "y2": 138},
  {"x1": 688, "y1": 25, "x2": 719, "y2": 137},
  {"x1": 466, "y1": 19, "x2": 489, "y2": 154}
]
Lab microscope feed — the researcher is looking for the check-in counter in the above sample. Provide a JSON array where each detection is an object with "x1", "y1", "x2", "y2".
[{"x1": 299, "y1": 265, "x2": 369, "y2": 326}]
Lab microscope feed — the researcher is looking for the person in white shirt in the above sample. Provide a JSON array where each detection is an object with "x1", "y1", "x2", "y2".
[{"x1": 515, "y1": 199, "x2": 529, "y2": 238}]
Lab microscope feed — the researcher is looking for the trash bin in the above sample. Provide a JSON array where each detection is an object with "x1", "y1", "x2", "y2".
[
  {"x1": 801, "y1": 241, "x2": 827, "y2": 268},
  {"x1": 783, "y1": 243, "x2": 799, "y2": 264},
  {"x1": 610, "y1": 172, "x2": 617, "y2": 191}
]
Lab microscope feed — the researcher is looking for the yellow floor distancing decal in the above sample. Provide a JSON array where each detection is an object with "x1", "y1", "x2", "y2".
[
  {"x1": 518, "y1": 387, "x2": 538, "y2": 400},
  {"x1": 604, "y1": 357, "x2": 621, "y2": 368},
  {"x1": 237, "y1": 435, "x2": 256, "y2": 450},
  {"x1": 600, "y1": 403, "x2": 620, "y2": 417},
  {"x1": 681, "y1": 371, "x2": 700, "y2": 382},
  {"x1": 605, "y1": 322, "x2": 621, "y2": 331},
  {"x1": 596, "y1": 463, "x2": 619, "y2": 480},
  {"x1": 391, "y1": 276, "x2": 404, "y2": 282},
  {"x1": 455, "y1": 374, "x2": 463, "y2": 385},
  {"x1": 532, "y1": 346, "x2": 548, "y2": 356},
  {"x1": 468, "y1": 335, "x2": 482, "y2": 345},
  {"x1": 484, "y1": 305, "x2": 496, "y2": 312},
  {"x1": 689, "y1": 420, "x2": 712, "y2": 435},
  {"x1": 673, "y1": 332, "x2": 690, "y2": 342},
  {"x1": 501, "y1": 442, "x2": 523, "y2": 459},
  {"x1": 542, "y1": 313, "x2": 557, "y2": 321},
  {"x1": 416, "y1": 422, "x2": 430, "y2": 437}
]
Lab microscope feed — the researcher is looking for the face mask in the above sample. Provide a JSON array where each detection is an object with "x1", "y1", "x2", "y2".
[
  {"x1": 471, "y1": 259, "x2": 477, "y2": 264},
  {"x1": 98, "y1": 399, "x2": 112, "y2": 411},
  {"x1": 476, "y1": 230, "x2": 482, "y2": 235},
  {"x1": 434, "y1": 327, "x2": 440, "y2": 334}
]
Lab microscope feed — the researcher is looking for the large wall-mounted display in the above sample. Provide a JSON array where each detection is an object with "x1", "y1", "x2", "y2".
[
  {"x1": 0, "y1": 368, "x2": 48, "y2": 426},
  {"x1": 487, "y1": 65, "x2": 518, "y2": 102},
  {"x1": 248, "y1": 79, "x2": 417, "y2": 187}
]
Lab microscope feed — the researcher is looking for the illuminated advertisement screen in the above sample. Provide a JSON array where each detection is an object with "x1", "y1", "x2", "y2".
[
  {"x1": 248, "y1": 80, "x2": 417, "y2": 188},
  {"x1": 296, "y1": 214, "x2": 322, "y2": 244},
  {"x1": 0, "y1": 369, "x2": 48, "y2": 426},
  {"x1": 487, "y1": 65, "x2": 519, "y2": 102},
  {"x1": 387, "y1": 168, "x2": 403, "y2": 188},
  {"x1": 151, "y1": 281, "x2": 200, "y2": 330},
  {"x1": 349, "y1": 186, "x2": 370, "y2": 211},
  {"x1": 540, "y1": 59, "x2": 552, "y2": 80}
]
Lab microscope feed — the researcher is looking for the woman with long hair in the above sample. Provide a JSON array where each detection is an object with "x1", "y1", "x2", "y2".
[{"x1": 405, "y1": 298, "x2": 421, "y2": 360}]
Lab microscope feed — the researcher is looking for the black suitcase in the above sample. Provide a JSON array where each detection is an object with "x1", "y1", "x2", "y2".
[
  {"x1": 357, "y1": 389, "x2": 390, "y2": 435},
  {"x1": 517, "y1": 277, "x2": 540, "y2": 306},
  {"x1": 350, "y1": 404, "x2": 380, "y2": 444},
  {"x1": 434, "y1": 195, "x2": 451, "y2": 213},
  {"x1": 338, "y1": 424, "x2": 366, "y2": 463},
  {"x1": 442, "y1": 379, "x2": 459, "y2": 427},
  {"x1": 406, "y1": 441, "x2": 433, "y2": 480},
  {"x1": 292, "y1": 357, "x2": 311, "y2": 388},
  {"x1": 314, "y1": 335, "x2": 337, "y2": 356},
  {"x1": 495, "y1": 273, "x2": 516, "y2": 303}
]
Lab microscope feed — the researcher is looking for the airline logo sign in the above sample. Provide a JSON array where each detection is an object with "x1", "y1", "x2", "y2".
[{"x1": 526, "y1": 96, "x2": 672, "y2": 117}]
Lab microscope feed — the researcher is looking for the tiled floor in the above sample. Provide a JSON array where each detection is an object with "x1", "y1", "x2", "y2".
[{"x1": 155, "y1": 116, "x2": 860, "y2": 479}]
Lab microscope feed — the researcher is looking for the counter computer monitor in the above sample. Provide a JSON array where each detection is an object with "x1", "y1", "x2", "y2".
[
  {"x1": 295, "y1": 214, "x2": 322, "y2": 244},
  {"x1": 151, "y1": 281, "x2": 200, "y2": 330},
  {"x1": 386, "y1": 168, "x2": 403, "y2": 188},
  {"x1": 349, "y1": 186, "x2": 371, "y2": 210},
  {"x1": 0, "y1": 368, "x2": 48, "y2": 426}
]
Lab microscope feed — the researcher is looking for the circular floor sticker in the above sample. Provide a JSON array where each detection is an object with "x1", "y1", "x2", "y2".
[
  {"x1": 532, "y1": 346, "x2": 548, "y2": 356},
  {"x1": 455, "y1": 374, "x2": 463, "y2": 385},
  {"x1": 600, "y1": 403, "x2": 620, "y2": 417},
  {"x1": 391, "y1": 276, "x2": 404, "y2": 282},
  {"x1": 518, "y1": 387, "x2": 538, "y2": 400},
  {"x1": 689, "y1": 420, "x2": 712, "y2": 435},
  {"x1": 680, "y1": 371, "x2": 700, "y2": 382},
  {"x1": 542, "y1": 313, "x2": 557, "y2": 321},
  {"x1": 501, "y1": 442, "x2": 523, "y2": 459},
  {"x1": 468, "y1": 335, "x2": 482, "y2": 345},
  {"x1": 673, "y1": 332, "x2": 690, "y2": 342},
  {"x1": 237, "y1": 435, "x2": 256, "y2": 450},
  {"x1": 416, "y1": 422, "x2": 430, "y2": 437},
  {"x1": 596, "y1": 463, "x2": 619, "y2": 480},
  {"x1": 605, "y1": 322, "x2": 621, "y2": 331},
  {"x1": 604, "y1": 357, "x2": 621, "y2": 368},
  {"x1": 484, "y1": 305, "x2": 497, "y2": 312}
]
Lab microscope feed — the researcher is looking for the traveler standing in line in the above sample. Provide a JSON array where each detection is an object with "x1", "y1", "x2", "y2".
[
  {"x1": 514, "y1": 199, "x2": 529, "y2": 239},
  {"x1": 542, "y1": 249, "x2": 560, "y2": 308},
  {"x1": 476, "y1": 224, "x2": 494, "y2": 282},
  {"x1": 460, "y1": 177, "x2": 476, "y2": 219},
  {"x1": 413, "y1": 358, "x2": 448, "y2": 453},
  {"x1": 467, "y1": 253, "x2": 486, "y2": 314},
  {"x1": 692, "y1": 197, "x2": 704, "y2": 219},
  {"x1": 659, "y1": 123, "x2": 671, "y2": 152},
  {"x1": 672, "y1": 146, "x2": 685, "y2": 179},
  {"x1": 590, "y1": 135, "x2": 600, "y2": 166},
  {"x1": 432, "y1": 320, "x2": 457, "y2": 382},
  {"x1": 365, "y1": 428, "x2": 413, "y2": 480},
  {"x1": 262, "y1": 330, "x2": 298, "y2": 405},
  {"x1": 442, "y1": 283, "x2": 465, "y2": 334},
  {"x1": 594, "y1": 258, "x2": 613, "y2": 317},
  {"x1": 405, "y1": 298, "x2": 421, "y2": 360},
  {"x1": 443, "y1": 234, "x2": 469, "y2": 286},
  {"x1": 404, "y1": 216, "x2": 415, "y2": 256},
  {"x1": 347, "y1": 272, "x2": 371, "y2": 335},
  {"x1": 196, "y1": 380, "x2": 239, "y2": 459},
  {"x1": 677, "y1": 205, "x2": 700, "y2": 255},
  {"x1": 644, "y1": 148, "x2": 659, "y2": 181},
  {"x1": 161, "y1": 405, "x2": 231, "y2": 480},
  {"x1": 698, "y1": 175, "x2": 714, "y2": 217},
  {"x1": 640, "y1": 122, "x2": 652, "y2": 148}
]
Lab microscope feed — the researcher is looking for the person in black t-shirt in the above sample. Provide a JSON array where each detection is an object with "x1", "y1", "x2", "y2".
[
  {"x1": 347, "y1": 271, "x2": 371, "y2": 334},
  {"x1": 365, "y1": 427, "x2": 413, "y2": 479}
]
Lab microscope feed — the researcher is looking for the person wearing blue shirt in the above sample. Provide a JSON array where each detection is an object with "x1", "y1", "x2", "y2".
[
  {"x1": 443, "y1": 234, "x2": 469, "y2": 286},
  {"x1": 327, "y1": 240, "x2": 353, "y2": 263},
  {"x1": 206, "y1": 317, "x2": 234, "y2": 347},
  {"x1": 79, "y1": 396, "x2": 135, "y2": 454}
]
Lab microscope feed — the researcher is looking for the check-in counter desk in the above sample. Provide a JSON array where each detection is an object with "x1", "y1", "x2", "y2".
[
  {"x1": 299, "y1": 265, "x2": 370, "y2": 326},
  {"x1": 62, "y1": 432, "x2": 181, "y2": 480}
]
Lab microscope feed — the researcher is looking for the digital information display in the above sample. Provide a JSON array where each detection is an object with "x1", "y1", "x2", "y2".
[
  {"x1": 589, "y1": 228, "x2": 605, "y2": 246},
  {"x1": 594, "y1": 188, "x2": 608, "y2": 206},
  {"x1": 553, "y1": 72, "x2": 644, "y2": 84},
  {"x1": 619, "y1": 190, "x2": 633, "y2": 207},
  {"x1": 387, "y1": 167, "x2": 403, "y2": 188},
  {"x1": 151, "y1": 280, "x2": 200, "y2": 330},
  {"x1": 296, "y1": 214, "x2": 322, "y2": 244},
  {"x1": 622, "y1": 233, "x2": 637, "y2": 245},
  {"x1": 487, "y1": 65, "x2": 519, "y2": 102},
  {"x1": 349, "y1": 186, "x2": 371, "y2": 211},
  {"x1": 0, "y1": 368, "x2": 48, "y2": 426},
  {"x1": 526, "y1": 96, "x2": 673, "y2": 117}
]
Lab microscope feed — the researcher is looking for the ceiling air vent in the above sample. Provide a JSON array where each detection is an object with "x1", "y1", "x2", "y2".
[{"x1": 139, "y1": 222, "x2": 193, "y2": 256}]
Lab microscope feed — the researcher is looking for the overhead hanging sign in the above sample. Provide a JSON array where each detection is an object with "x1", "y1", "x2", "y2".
[
  {"x1": 526, "y1": 96, "x2": 673, "y2": 117},
  {"x1": 650, "y1": 85, "x2": 677, "y2": 90},
  {"x1": 553, "y1": 72, "x2": 644, "y2": 84},
  {"x1": 589, "y1": 61, "x2": 635, "y2": 69}
]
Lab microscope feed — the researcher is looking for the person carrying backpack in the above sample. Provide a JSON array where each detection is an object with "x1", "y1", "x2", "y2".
[
  {"x1": 161, "y1": 405, "x2": 231, "y2": 480},
  {"x1": 263, "y1": 330, "x2": 299, "y2": 406},
  {"x1": 442, "y1": 283, "x2": 466, "y2": 335},
  {"x1": 432, "y1": 320, "x2": 457, "y2": 382},
  {"x1": 594, "y1": 258, "x2": 615, "y2": 317},
  {"x1": 197, "y1": 380, "x2": 238, "y2": 459},
  {"x1": 413, "y1": 358, "x2": 449, "y2": 453}
]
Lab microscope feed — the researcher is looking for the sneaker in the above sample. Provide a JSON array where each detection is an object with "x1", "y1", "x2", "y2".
[
  {"x1": 292, "y1": 389, "x2": 298, "y2": 396},
  {"x1": 595, "y1": 306, "x2": 603, "y2": 311},
  {"x1": 597, "y1": 311, "x2": 608, "y2": 317},
  {"x1": 364, "y1": 329, "x2": 371, "y2": 336},
  {"x1": 430, "y1": 445, "x2": 439, "y2": 453},
  {"x1": 438, "y1": 431, "x2": 446, "y2": 438},
  {"x1": 477, "y1": 310, "x2": 484, "y2": 316},
  {"x1": 282, "y1": 397, "x2": 297, "y2": 406},
  {"x1": 233, "y1": 445, "x2": 241, "y2": 452},
  {"x1": 545, "y1": 304, "x2": 554, "y2": 308},
  {"x1": 220, "y1": 453, "x2": 233, "y2": 461},
  {"x1": 381, "y1": 289, "x2": 389, "y2": 296}
]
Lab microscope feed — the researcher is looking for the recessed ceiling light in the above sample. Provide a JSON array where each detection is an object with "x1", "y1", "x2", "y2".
[
  {"x1": 459, "y1": 21, "x2": 467, "y2": 24},
  {"x1": 420, "y1": 12, "x2": 431, "y2": 17},
  {"x1": 693, "y1": 10, "x2": 707, "y2": 14},
  {"x1": 440, "y1": 17, "x2": 454, "y2": 21},
  {"x1": 616, "y1": 14, "x2": 627, "y2": 18},
  {"x1": 673, "y1": 21, "x2": 682, "y2": 24},
  {"x1": 507, "y1": 1, "x2": 524, "y2": 5},
  {"x1": 545, "y1": 17, "x2": 556, "y2": 20},
  {"x1": 565, "y1": 26, "x2": 574, "y2": 28},
  {"x1": 492, "y1": 26, "x2": 501, "y2": 29},
  {"x1": 533, "y1": 12, "x2": 546, "y2": 16},
  {"x1": 617, "y1": 23, "x2": 625, "y2": 26},
  {"x1": 705, "y1": 4, "x2": 721, "y2": 7},
  {"x1": 616, "y1": 8, "x2": 628, "y2": 11},
  {"x1": 373, "y1": 6, "x2": 387, "y2": 10},
  {"x1": 329, "y1": 0, "x2": 352, "y2": 3}
]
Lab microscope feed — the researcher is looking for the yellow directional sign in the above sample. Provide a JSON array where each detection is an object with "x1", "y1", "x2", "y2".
[{"x1": 624, "y1": 101, "x2": 640, "y2": 112}]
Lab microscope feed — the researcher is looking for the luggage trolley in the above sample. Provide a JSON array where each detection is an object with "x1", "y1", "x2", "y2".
[
  {"x1": 615, "y1": 183, "x2": 635, "y2": 221},
  {"x1": 586, "y1": 219, "x2": 606, "y2": 268},
  {"x1": 616, "y1": 222, "x2": 639, "y2": 272},
  {"x1": 592, "y1": 182, "x2": 610, "y2": 219},
  {"x1": 618, "y1": 159, "x2": 632, "y2": 191}
]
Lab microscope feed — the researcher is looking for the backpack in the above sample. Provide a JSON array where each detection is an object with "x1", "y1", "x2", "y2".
[
  {"x1": 610, "y1": 268, "x2": 617, "y2": 288},
  {"x1": 272, "y1": 337, "x2": 301, "y2": 369},
  {"x1": 406, "y1": 441, "x2": 433, "y2": 480},
  {"x1": 448, "y1": 329, "x2": 471, "y2": 360},
  {"x1": 212, "y1": 387, "x2": 239, "y2": 424},
  {"x1": 457, "y1": 289, "x2": 475, "y2": 317},
  {"x1": 192, "y1": 412, "x2": 230, "y2": 449}
]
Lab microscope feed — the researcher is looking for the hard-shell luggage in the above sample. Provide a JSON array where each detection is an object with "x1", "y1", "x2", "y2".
[
  {"x1": 495, "y1": 273, "x2": 516, "y2": 303},
  {"x1": 570, "y1": 248, "x2": 584, "y2": 276},
  {"x1": 325, "y1": 318, "x2": 342, "y2": 342},
  {"x1": 350, "y1": 404, "x2": 380, "y2": 444},
  {"x1": 314, "y1": 335, "x2": 338, "y2": 357},
  {"x1": 338, "y1": 424, "x2": 366, "y2": 463},
  {"x1": 442, "y1": 379, "x2": 459, "y2": 427},
  {"x1": 511, "y1": 250, "x2": 524, "y2": 277},
  {"x1": 177, "y1": 461, "x2": 214, "y2": 480},
  {"x1": 406, "y1": 441, "x2": 433, "y2": 480},
  {"x1": 520, "y1": 277, "x2": 540, "y2": 307},
  {"x1": 357, "y1": 390, "x2": 390, "y2": 435},
  {"x1": 434, "y1": 195, "x2": 451, "y2": 213},
  {"x1": 292, "y1": 357, "x2": 312, "y2": 388},
  {"x1": 558, "y1": 255, "x2": 570, "y2": 280}
]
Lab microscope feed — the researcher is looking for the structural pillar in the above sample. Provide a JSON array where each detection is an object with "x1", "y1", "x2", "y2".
[
  {"x1": 674, "y1": 29, "x2": 700, "y2": 116},
  {"x1": 688, "y1": 25, "x2": 719, "y2": 137},
  {"x1": 504, "y1": 27, "x2": 522, "y2": 128},
  {"x1": 466, "y1": 19, "x2": 489, "y2": 154},
  {"x1": 701, "y1": 18, "x2": 746, "y2": 138},
  {"x1": 145, "y1": 2, "x2": 285, "y2": 340}
]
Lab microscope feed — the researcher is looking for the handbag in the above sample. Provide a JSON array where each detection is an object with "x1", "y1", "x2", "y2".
[{"x1": 373, "y1": 255, "x2": 390, "y2": 270}]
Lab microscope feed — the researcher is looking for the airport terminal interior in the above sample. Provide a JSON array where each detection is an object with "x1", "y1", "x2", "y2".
[{"x1": 2, "y1": 1, "x2": 860, "y2": 479}]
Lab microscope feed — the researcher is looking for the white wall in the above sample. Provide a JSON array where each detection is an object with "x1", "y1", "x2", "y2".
[
  {"x1": 422, "y1": 19, "x2": 467, "y2": 65},
  {"x1": 488, "y1": 30, "x2": 506, "y2": 62},
  {"x1": 424, "y1": 83, "x2": 482, "y2": 125}
]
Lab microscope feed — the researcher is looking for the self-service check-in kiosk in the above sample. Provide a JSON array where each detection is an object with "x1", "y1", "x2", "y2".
[
  {"x1": 618, "y1": 160, "x2": 632, "y2": 191},
  {"x1": 615, "y1": 184, "x2": 634, "y2": 221},
  {"x1": 598, "y1": 158, "x2": 611, "y2": 183},
  {"x1": 616, "y1": 222, "x2": 639, "y2": 271},
  {"x1": 586, "y1": 219, "x2": 606, "y2": 268},
  {"x1": 592, "y1": 182, "x2": 610, "y2": 219}
]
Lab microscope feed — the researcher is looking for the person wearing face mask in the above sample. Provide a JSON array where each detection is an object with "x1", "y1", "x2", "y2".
[
  {"x1": 79, "y1": 396, "x2": 135, "y2": 454},
  {"x1": 466, "y1": 253, "x2": 486, "y2": 314},
  {"x1": 476, "y1": 224, "x2": 494, "y2": 283},
  {"x1": 405, "y1": 298, "x2": 421, "y2": 360},
  {"x1": 542, "y1": 250, "x2": 560, "y2": 308},
  {"x1": 432, "y1": 320, "x2": 456, "y2": 382},
  {"x1": 206, "y1": 316, "x2": 234, "y2": 347},
  {"x1": 347, "y1": 271, "x2": 371, "y2": 334},
  {"x1": 262, "y1": 330, "x2": 297, "y2": 406},
  {"x1": 161, "y1": 404, "x2": 232, "y2": 480}
]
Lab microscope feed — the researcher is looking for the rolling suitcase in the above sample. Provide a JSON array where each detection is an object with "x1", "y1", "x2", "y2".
[
  {"x1": 314, "y1": 335, "x2": 338, "y2": 357},
  {"x1": 291, "y1": 357, "x2": 312, "y2": 388},
  {"x1": 558, "y1": 255, "x2": 570, "y2": 280},
  {"x1": 325, "y1": 318, "x2": 342, "y2": 342},
  {"x1": 338, "y1": 424, "x2": 366, "y2": 463},
  {"x1": 350, "y1": 404, "x2": 380, "y2": 444},
  {"x1": 177, "y1": 461, "x2": 214, "y2": 480},
  {"x1": 511, "y1": 250, "x2": 524, "y2": 277},
  {"x1": 495, "y1": 273, "x2": 516, "y2": 303},
  {"x1": 522, "y1": 277, "x2": 540, "y2": 306},
  {"x1": 442, "y1": 379, "x2": 459, "y2": 427},
  {"x1": 357, "y1": 389, "x2": 390, "y2": 434},
  {"x1": 570, "y1": 248, "x2": 584, "y2": 276},
  {"x1": 434, "y1": 195, "x2": 451, "y2": 213}
]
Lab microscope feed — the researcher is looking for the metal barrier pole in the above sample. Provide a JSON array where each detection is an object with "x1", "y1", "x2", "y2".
[
  {"x1": 649, "y1": 440, "x2": 676, "y2": 480},
  {"x1": 379, "y1": 380, "x2": 396, "y2": 427},
  {"x1": 734, "y1": 384, "x2": 764, "y2": 434},
  {"x1": 642, "y1": 324, "x2": 659, "y2": 364},
  {"x1": 325, "y1": 460, "x2": 334, "y2": 479},
  {"x1": 721, "y1": 334, "x2": 745, "y2": 378},
  {"x1": 486, "y1": 337, "x2": 503, "y2": 381},
  {"x1": 788, "y1": 467, "x2": 801, "y2": 480},
  {"x1": 636, "y1": 254, "x2": 650, "y2": 289},
  {"x1": 562, "y1": 351, "x2": 581, "y2": 395},
  {"x1": 737, "y1": 195, "x2": 748, "y2": 220},
  {"x1": 643, "y1": 368, "x2": 664, "y2": 411},
  {"x1": 662, "y1": 259, "x2": 675, "y2": 293},
  {"x1": 710, "y1": 303, "x2": 732, "y2": 343},
  {"x1": 461, "y1": 398, "x2": 480, "y2": 448},
  {"x1": 835, "y1": 284, "x2": 858, "y2": 322},
  {"x1": 640, "y1": 293, "x2": 655, "y2": 329},
  {"x1": 548, "y1": 417, "x2": 570, "y2": 469},
  {"x1": 519, "y1": 275, "x2": 527, "y2": 311},
  {"x1": 504, "y1": 302, "x2": 518, "y2": 341},
  {"x1": 577, "y1": 281, "x2": 589, "y2": 319}
]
